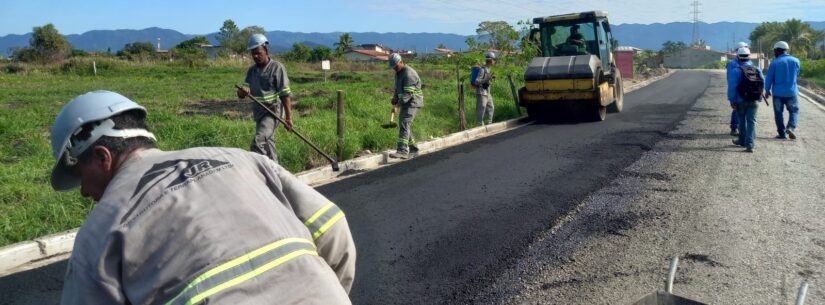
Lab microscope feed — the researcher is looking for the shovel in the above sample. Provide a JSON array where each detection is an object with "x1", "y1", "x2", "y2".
[
  {"x1": 235, "y1": 85, "x2": 339, "y2": 171},
  {"x1": 381, "y1": 105, "x2": 398, "y2": 129}
]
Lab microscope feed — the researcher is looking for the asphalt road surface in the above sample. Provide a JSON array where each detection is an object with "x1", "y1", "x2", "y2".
[{"x1": 2, "y1": 70, "x2": 716, "y2": 304}]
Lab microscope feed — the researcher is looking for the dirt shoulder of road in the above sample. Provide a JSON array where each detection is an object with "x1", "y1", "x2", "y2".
[{"x1": 474, "y1": 71, "x2": 825, "y2": 304}]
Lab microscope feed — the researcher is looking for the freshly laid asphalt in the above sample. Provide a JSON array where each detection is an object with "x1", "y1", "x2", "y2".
[{"x1": 0, "y1": 70, "x2": 711, "y2": 304}]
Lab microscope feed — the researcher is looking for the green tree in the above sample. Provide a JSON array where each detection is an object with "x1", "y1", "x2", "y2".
[
  {"x1": 28, "y1": 23, "x2": 72, "y2": 63},
  {"x1": 310, "y1": 46, "x2": 332, "y2": 62},
  {"x1": 174, "y1": 36, "x2": 210, "y2": 50},
  {"x1": 217, "y1": 19, "x2": 239, "y2": 53},
  {"x1": 465, "y1": 37, "x2": 478, "y2": 51},
  {"x1": 659, "y1": 40, "x2": 688, "y2": 55},
  {"x1": 117, "y1": 42, "x2": 156, "y2": 60},
  {"x1": 334, "y1": 33, "x2": 354, "y2": 55},
  {"x1": 750, "y1": 19, "x2": 825, "y2": 59},
  {"x1": 476, "y1": 21, "x2": 518, "y2": 51},
  {"x1": 284, "y1": 43, "x2": 312, "y2": 62}
]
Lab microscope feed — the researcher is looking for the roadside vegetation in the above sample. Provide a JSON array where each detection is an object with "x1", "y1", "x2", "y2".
[{"x1": 0, "y1": 21, "x2": 531, "y2": 246}]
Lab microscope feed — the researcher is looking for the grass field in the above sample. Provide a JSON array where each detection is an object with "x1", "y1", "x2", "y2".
[{"x1": 0, "y1": 56, "x2": 526, "y2": 246}]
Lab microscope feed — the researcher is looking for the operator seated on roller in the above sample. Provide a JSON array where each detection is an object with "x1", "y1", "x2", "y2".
[{"x1": 557, "y1": 25, "x2": 589, "y2": 56}]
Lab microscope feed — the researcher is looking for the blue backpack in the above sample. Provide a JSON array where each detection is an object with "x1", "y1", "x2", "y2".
[{"x1": 470, "y1": 66, "x2": 481, "y2": 86}]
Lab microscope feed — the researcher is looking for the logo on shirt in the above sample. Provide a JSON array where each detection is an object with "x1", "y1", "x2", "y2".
[{"x1": 121, "y1": 159, "x2": 231, "y2": 224}]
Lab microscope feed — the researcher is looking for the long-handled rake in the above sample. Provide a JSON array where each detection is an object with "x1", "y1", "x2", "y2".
[{"x1": 235, "y1": 85, "x2": 339, "y2": 171}]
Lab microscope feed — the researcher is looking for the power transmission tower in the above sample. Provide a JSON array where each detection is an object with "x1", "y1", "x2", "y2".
[{"x1": 690, "y1": 0, "x2": 701, "y2": 45}]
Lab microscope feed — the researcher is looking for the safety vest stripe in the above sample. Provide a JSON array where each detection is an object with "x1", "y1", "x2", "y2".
[
  {"x1": 304, "y1": 202, "x2": 345, "y2": 240},
  {"x1": 276, "y1": 87, "x2": 292, "y2": 97},
  {"x1": 256, "y1": 94, "x2": 278, "y2": 102},
  {"x1": 165, "y1": 238, "x2": 317, "y2": 305}
]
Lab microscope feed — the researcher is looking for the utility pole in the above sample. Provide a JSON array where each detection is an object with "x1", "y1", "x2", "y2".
[{"x1": 690, "y1": 0, "x2": 701, "y2": 45}]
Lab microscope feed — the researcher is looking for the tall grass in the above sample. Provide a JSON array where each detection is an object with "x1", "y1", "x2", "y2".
[{"x1": 0, "y1": 56, "x2": 525, "y2": 246}]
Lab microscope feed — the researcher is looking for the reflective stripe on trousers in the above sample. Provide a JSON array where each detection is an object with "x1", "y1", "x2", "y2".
[
  {"x1": 304, "y1": 202, "x2": 345, "y2": 240},
  {"x1": 164, "y1": 238, "x2": 318, "y2": 305}
]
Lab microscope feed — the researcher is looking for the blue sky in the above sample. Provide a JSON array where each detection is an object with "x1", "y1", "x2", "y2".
[{"x1": 2, "y1": 0, "x2": 823, "y2": 36}]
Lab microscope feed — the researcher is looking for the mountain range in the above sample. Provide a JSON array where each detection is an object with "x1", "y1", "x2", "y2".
[{"x1": 1, "y1": 22, "x2": 824, "y2": 57}]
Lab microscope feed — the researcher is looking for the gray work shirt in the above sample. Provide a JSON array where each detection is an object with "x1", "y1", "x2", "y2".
[
  {"x1": 245, "y1": 60, "x2": 292, "y2": 120},
  {"x1": 475, "y1": 66, "x2": 493, "y2": 96},
  {"x1": 394, "y1": 66, "x2": 424, "y2": 108},
  {"x1": 61, "y1": 147, "x2": 355, "y2": 305}
]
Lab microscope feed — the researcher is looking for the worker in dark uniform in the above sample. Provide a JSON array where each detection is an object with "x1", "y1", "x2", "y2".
[
  {"x1": 389, "y1": 53, "x2": 424, "y2": 159},
  {"x1": 237, "y1": 33, "x2": 293, "y2": 163}
]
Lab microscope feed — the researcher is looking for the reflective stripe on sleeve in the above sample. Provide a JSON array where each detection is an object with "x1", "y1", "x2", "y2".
[
  {"x1": 304, "y1": 202, "x2": 345, "y2": 240},
  {"x1": 258, "y1": 93, "x2": 278, "y2": 102},
  {"x1": 164, "y1": 238, "x2": 317, "y2": 305},
  {"x1": 276, "y1": 86, "x2": 292, "y2": 97}
]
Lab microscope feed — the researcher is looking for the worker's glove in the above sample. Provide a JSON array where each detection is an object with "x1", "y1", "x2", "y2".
[
  {"x1": 391, "y1": 97, "x2": 398, "y2": 106},
  {"x1": 764, "y1": 92, "x2": 772, "y2": 99},
  {"x1": 730, "y1": 103, "x2": 736, "y2": 110},
  {"x1": 237, "y1": 86, "x2": 251, "y2": 99},
  {"x1": 482, "y1": 83, "x2": 490, "y2": 90}
]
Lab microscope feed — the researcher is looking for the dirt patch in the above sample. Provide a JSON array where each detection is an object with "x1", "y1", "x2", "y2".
[
  {"x1": 0, "y1": 101, "x2": 27, "y2": 109},
  {"x1": 180, "y1": 100, "x2": 251, "y2": 119}
]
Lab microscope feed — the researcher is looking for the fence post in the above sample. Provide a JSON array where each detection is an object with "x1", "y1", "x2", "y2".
[
  {"x1": 507, "y1": 74, "x2": 522, "y2": 116},
  {"x1": 459, "y1": 81, "x2": 466, "y2": 130},
  {"x1": 337, "y1": 90, "x2": 345, "y2": 163}
]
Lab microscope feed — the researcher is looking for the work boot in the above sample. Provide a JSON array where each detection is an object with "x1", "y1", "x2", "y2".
[
  {"x1": 389, "y1": 151, "x2": 409, "y2": 159},
  {"x1": 732, "y1": 139, "x2": 743, "y2": 146},
  {"x1": 786, "y1": 128, "x2": 796, "y2": 140},
  {"x1": 745, "y1": 147, "x2": 755, "y2": 153},
  {"x1": 729, "y1": 129, "x2": 738, "y2": 136},
  {"x1": 775, "y1": 134, "x2": 787, "y2": 140},
  {"x1": 409, "y1": 145, "x2": 420, "y2": 158}
]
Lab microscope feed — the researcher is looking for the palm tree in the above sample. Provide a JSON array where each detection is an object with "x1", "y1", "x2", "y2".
[
  {"x1": 334, "y1": 33, "x2": 354, "y2": 55},
  {"x1": 750, "y1": 19, "x2": 823, "y2": 59}
]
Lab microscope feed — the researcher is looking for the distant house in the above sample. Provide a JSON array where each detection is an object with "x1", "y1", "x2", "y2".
[
  {"x1": 433, "y1": 48, "x2": 454, "y2": 57},
  {"x1": 343, "y1": 49, "x2": 389, "y2": 62},
  {"x1": 663, "y1": 47, "x2": 727, "y2": 69},
  {"x1": 352, "y1": 44, "x2": 388, "y2": 53}
]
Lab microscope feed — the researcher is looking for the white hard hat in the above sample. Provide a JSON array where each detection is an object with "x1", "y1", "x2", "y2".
[
  {"x1": 50, "y1": 90, "x2": 155, "y2": 191},
  {"x1": 247, "y1": 33, "x2": 269, "y2": 50},
  {"x1": 773, "y1": 41, "x2": 789, "y2": 50},
  {"x1": 737, "y1": 47, "x2": 751, "y2": 57},
  {"x1": 388, "y1": 53, "x2": 402, "y2": 68},
  {"x1": 736, "y1": 41, "x2": 749, "y2": 49},
  {"x1": 485, "y1": 51, "x2": 496, "y2": 59}
]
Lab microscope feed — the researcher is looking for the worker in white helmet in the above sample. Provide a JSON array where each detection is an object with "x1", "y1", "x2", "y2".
[
  {"x1": 725, "y1": 41, "x2": 750, "y2": 136},
  {"x1": 388, "y1": 53, "x2": 424, "y2": 159},
  {"x1": 51, "y1": 91, "x2": 355, "y2": 304},
  {"x1": 475, "y1": 51, "x2": 497, "y2": 126},
  {"x1": 237, "y1": 33, "x2": 294, "y2": 162},
  {"x1": 727, "y1": 47, "x2": 765, "y2": 153},
  {"x1": 764, "y1": 41, "x2": 801, "y2": 140}
]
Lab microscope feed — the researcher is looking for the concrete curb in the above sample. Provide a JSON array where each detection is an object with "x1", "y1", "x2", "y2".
[
  {"x1": 0, "y1": 70, "x2": 676, "y2": 277},
  {"x1": 800, "y1": 86, "x2": 825, "y2": 108}
]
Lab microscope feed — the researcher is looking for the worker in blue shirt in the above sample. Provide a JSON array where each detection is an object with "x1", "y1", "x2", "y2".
[
  {"x1": 765, "y1": 41, "x2": 802, "y2": 140},
  {"x1": 725, "y1": 42, "x2": 750, "y2": 136},
  {"x1": 728, "y1": 47, "x2": 764, "y2": 153}
]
